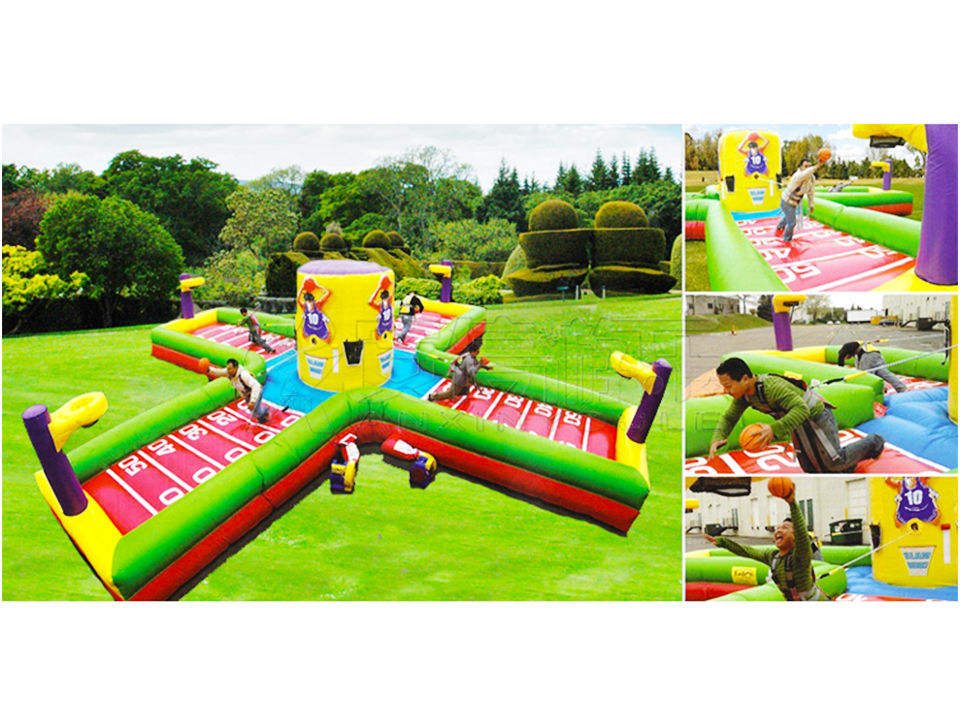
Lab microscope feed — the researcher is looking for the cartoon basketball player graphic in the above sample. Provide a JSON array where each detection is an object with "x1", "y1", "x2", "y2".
[
  {"x1": 297, "y1": 278, "x2": 333, "y2": 344},
  {"x1": 887, "y1": 477, "x2": 941, "y2": 526},
  {"x1": 738, "y1": 132, "x2": 770, "y2": 177},
  {"x1": 367, "y1": 275, "x2": 393, "y2": 340}
]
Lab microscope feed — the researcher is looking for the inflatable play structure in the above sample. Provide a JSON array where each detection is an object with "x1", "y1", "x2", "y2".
[
  {"x1": 686, "y1": 124, "x2": 957, "y2": 292},
  {"x1": 685, "y1": 476, "x2": 957, "y2": 601},
  {"x1": 22, "y1": 260, "x2": 672, "y2": 600},
  {"x1": 685, "y1": 294, "x2": 958, "y2": 475}
]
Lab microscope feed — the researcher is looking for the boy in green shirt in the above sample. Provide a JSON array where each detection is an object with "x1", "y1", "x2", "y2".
[
  {"x1": 239, "y1": 307, "x2": 275, "y2": 353},
  {"x1": 704, "y1": 484, "x2": 830, "y2": 601},
  {"x1": 708, "y1": 357, "x2": 884, "y2": 473}
]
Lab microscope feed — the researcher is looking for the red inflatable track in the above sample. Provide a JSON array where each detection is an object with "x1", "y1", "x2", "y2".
[
  {"x1": 427, "y1": 380, "x2": 619, "y2": 460},
  {"x1": 736, "y1": 215, "x2": 916, "y2": 291},
  {"x1": 393, "y1": 311, "x2": 455, "y2": 351},
  {"x1": 685, "y1": 428, "x2": 947, "y2": 475},
  {"x1": 82, "y1": 401, "x2": 305, "y2": 534},
  {"x1": 685, "y1": 582, "x2": 752, "y2": 601},
  {"x1": 192, "y1": 323, "x2": 296, "y2": 358}
]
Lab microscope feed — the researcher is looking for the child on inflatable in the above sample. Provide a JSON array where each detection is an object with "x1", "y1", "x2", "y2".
[
  {"x1": 709, "y1": 357, "x2": 885, "y2": 473},
  {"x1": 427, "y1": 340, "x2": 493, "y2": 402},
  {"x1": 837, "y1": 341, "x2": 908, "y2": 393},
  {"x1": 239, "y1": 307, "x2": 275, "y2": 353}
]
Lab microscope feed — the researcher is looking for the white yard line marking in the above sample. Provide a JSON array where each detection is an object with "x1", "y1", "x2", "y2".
[
  {"x1": 197, "y1": 419, "x2": 257, "y2": 450},
  {"x1": 481, "y1": 392, "x2": 505, "y2": 420},
  {"x1": 220, "y1": 404, "x2": 285, "y2": 433},
  {"x1": 515, "y1": 399, "x2": 533, "y2": 430},
  {"x1": 581, "y1": 416, "x2": 592, "y2": 452},
  {"x1": 105, "y1": 468, "x2": 158, "y2": 515},
  {"x1": 451, "y1": 390, "x2": 470, "y2": 410},
  {"x1": 717, "y1": 454, "x2": 748, "y2": 475},
  {"x1": 769, "y1": 246, "x2": 888, "y2": 270},
  {"x1": 803, "y1": 257, "x2": 915, "y2": 292},
  {"x1": 547, "y1": 409, "x2": 562, "y2": 441},
  {"x1": 168, "y1": 435, "x2": 225, "y2": 470},
  {"x1": 137, "y1": 451, "x2": 193, "y2": 492}
]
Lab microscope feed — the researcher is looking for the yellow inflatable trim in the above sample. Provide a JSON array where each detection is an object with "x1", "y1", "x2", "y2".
[
  {"x1": 165, "y1": 308, "x2": 218, "y2": 334},
  {"x1": 615, "y1": 406, "x2": 649, "y2": 482},
  {"x1": 178, "y1": 276, "x2": 205, "y2": 292},
  {"x1": 872, "y1": 269, "x2": 958, "y2": 293},
  {"x1": 428, "y1": 264, "x2": 452, "y2": 278},
  {"x1": 853, "y1": 124, "x2": 927, "y2": 153},
  {"x1": 610, "y1": 351, "x2": 657, "y2": 394},
  {"x1": 421, "y1": 299, "x2": 473, "y2": 317},
  {"x1": 36, "y1": 470, "x2": 122, "y2": 598},
  {"x1": 772, "y1": 294, "x2": 806, "y2": 313}
]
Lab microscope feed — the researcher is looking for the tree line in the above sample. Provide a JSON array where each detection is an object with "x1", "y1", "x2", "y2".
[
  {"x1": 3, "y1": 144, "x2": 680, "y2": 333},
  {"x1": 685, "y1": 131, "x2": 925, "y2": 178}
]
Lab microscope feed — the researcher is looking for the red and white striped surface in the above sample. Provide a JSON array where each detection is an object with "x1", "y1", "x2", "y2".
[
  {"x1": 427, "y1": 380, "x2": 618, "y2": 459},
  {"x1": 737, "y1": 215, "x2": 916, "y2": 292},
  {"x1": 192, "y1": 323, "x2": 296, "y2": 357},
  {"x1": 82, "y1": 401, "x2": 304, "y2": 534},
  {"x1": 393, "y1": 311, "x2": 454, "y2": 351},
  {"x1": 684, "y1": 428, "x2": 947, "y2": 476}
]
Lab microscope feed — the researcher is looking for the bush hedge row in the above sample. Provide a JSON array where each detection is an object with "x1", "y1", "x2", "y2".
[
  {"x1": 591, "y1": 227, "x2": 666, "y2": 268},
  {"x1": 588, "y1": 265, "x2": 676, "y2": 294},
  {"x1": 505, "y1": 266, "x2": 589, "y2": 297},
  {"x1": 518, "y1": 228, "x2": 592, "y2": 268},
  {"x1": 265, "y1": 251, "x2": 310, "y2": 297},
  {"x1": 594, "y1": 201, "x2": 648, "y2": 229},
  {"x1": 528, "y1": 199, "x2": 578, "y2": 231},
  {"x1": 293, "y1": 231, "x2": 320, "y2": 252}
]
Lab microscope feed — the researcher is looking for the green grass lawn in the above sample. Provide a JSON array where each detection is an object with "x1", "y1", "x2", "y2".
[
  {"x1": 2, "y1": 295, "x2": 682, "y2": 601},
  {"x1": 685, "y1": 313, "x2": 771, "y2": 335}
]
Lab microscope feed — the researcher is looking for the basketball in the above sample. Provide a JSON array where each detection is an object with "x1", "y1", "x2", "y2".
[
  {"x1": 767, "y1": 476, "x2": 795, "y2": 498},
  {"x1": 198, "y1": 357, "x2": 210, "y2": 373},
  {"x1": 817, "y1": 147, "x2": 832, "y2": 164},
  {"x1": 739, "y1": 423, "x2": 768, "y2": 451}
]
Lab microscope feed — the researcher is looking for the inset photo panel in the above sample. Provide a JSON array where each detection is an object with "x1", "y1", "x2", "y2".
[
  {"x1": 683, "y1": 123, "x2": 957, "y2": 293},
  {"x1": 684, "y1": 292, "x2": 957, "y2": 476},
  {"x1": 684, "y1": 475, "x2": 958, "y2": 602}
]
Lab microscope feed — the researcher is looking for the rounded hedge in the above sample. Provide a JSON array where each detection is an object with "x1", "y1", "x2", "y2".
[
  {"x1": 518, "y1": 228, "x2": 592, "y2": 268},
  {"x1": 588, "y1": 265, "x2": 676, "y2": 294},
  {"x1": 528, "y1": 199, "x2": 578, "y2": 232},
  {"x1": 387, "y1": 231, "x2": 405, "y2": 248},
  {"x1": 501, "y1": 244, "x2": 527, "y2": 281},
  {"x1": 669, "y1": 233, "x2": 682, "y2": 279},
  {"x1": 594, "y1": 200, "x2": 648, "y2": 229},
  {"x1": 321, "y1": 232, "x2": 347, "y2": 251},
  {"x1": 265, "y1": 251, "x2": 310, "y2": 297},
  {"x1": 592, "y1": 228, "x2": 666, "y2": 268},
  {"x1": 293, "y1": 231, "x2": 320, "y2": 252},
  {"x1": 362, "y1": 230, "x2": 391, "y2": 249},
  {"x1": 505, "y1": 266, "x2": 589, "y2": 297}
]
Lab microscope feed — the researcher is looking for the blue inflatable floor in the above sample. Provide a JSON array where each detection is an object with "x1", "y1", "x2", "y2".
[
  {"x1": 856, "y1": 386, "x2": 957, "y2": 469},
  {"x1": 263, "y1": 348, "x2": 443, "y2": 415},
  {"x1": 844, "y1": 567, "x2": 958, "y2": 601}
]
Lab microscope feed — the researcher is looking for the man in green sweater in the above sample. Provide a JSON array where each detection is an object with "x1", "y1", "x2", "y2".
[
  {"x1": 704, "y1": 484, "x2": 830, "y2": 601},
  {"x1": 708, "y1": 357, "x2": 884, "y2": 473}
]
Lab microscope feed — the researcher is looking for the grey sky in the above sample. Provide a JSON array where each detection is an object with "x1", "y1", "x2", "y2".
[
  {"x1": 684, "y1": 124, "x2": 922, "y2": 164},
  {"x1": 2, "y1": 124, "x2": 682, "y2": 192}
]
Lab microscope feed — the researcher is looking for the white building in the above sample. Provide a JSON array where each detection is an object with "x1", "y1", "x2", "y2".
[{"x1": 881, "y1": 295, "x2": 952, "y2": 323}]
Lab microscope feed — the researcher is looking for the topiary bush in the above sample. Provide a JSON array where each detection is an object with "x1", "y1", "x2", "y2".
[
  {"x1": 528, "y1": 199, "x2": 578, "y2": 232},
  {"x1": 362, "y1": 229, "x2": 391, "y2": 249},
  {"x1": 453, "y1": 274, "x2": 503, "y2": 306},
  {"x1": 321, "y1": 232, "x2": 347, "y2": 251},
  {"x1": 594, "y1": 200, "x2": 649, "y2": 229},
  {"x1": 396, "y1": 277, "x2": 442, "y2": 300},
  {"x1": 592, "y1": 227, "x2": 666, "y2": 268},
  {"x1": 501, "y1": 244, "x2": 527, "y2": 282},
  {"x1": 265, "y1": 251, "x2": 310, "y2": 297},
  {"x1": 588, "y1": 265, "x2": 676, "y2": 294},
  {"x1": 669, "y1": 233, "x2": 682, "y2": 279},
  {"x1": 293, "y1": 231, "x2": 320, "y2": 252},
  {"x1": 518, "y1": 228, "x2": 592, "y2": 268},
  {"x1": 387, "y1": 230, "x2": 405, "y2": 248},
  {"x1": 505, "y1": 266, "x2": 589, "y2": 297}
]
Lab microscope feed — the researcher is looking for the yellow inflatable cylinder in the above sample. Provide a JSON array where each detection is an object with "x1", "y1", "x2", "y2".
[
  {"x1": 718, "y1": 130, "x2": 782, "y2": 212},
  {"x1": 869, "y1": 477, "x2": 957, "y2": 588},
  {"x1": 295, "y1": 260, "x2": 395, "y2": 392},
  {"x1": 950, "y1": 296, "x2": 957, "y2": 424}
]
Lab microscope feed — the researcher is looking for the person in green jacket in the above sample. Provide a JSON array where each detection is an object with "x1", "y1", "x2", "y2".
[
  {"x1": 704, "y1": 485, "x2": 830, "y2": 601},
  {"x1": 708, "y1": 357, "x2": 884, "y2": 473}
]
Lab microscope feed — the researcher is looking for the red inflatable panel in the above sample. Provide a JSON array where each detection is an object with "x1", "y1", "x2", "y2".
[
  {"x1": 864, "y1": 203, "x2": 913, "y2": 216},
  {"x1": 191, "y1": 323, "x2": 295, "y2": 358},
  {"x1": 685, "y1": 220, "x2": 706, "y2": 240},
  {"x1": 685, "y1": 582, "x2": 752, "y2": 601},
  {"x1": 736, "y1": 215, "x2": 916, "y2": 291}
]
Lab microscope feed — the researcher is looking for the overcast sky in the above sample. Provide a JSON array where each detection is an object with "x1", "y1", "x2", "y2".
[
  {"x1": 684, "y1": 124, "x2": 921, "y2": 163},
  {"x1": 1, "y1": 124, "x2": 682, "y2": 192}
]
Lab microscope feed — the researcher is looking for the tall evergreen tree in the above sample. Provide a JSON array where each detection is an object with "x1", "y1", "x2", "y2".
[
  {"x1": 588, "y1": 150, "x2": 607, "y2": 192},
  {"x1": 562, "y1": 164, "x2": 583, "y2": 196},
  {"x1": 606, "y1": 155, "x2": 620, "y2": 189},
  {"x1": 621, "y1": 153, "x2": 632, "y2": 186},
  {"x1": 646, "y1": 146, "x2": 662, "y2": 181},
  {"x1": 477, "y1": 159, "x2": 525, "y2": 230},
  {"x1": 554, "y1": 162, "x2": 567, "y2": 192},
  {"x1": 664, "y1": 166, "x2": 675, "y2": 184}
]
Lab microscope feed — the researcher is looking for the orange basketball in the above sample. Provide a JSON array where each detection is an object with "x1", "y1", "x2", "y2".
[
  {"x1": 767, "y1": 476, "x2": 795, "y2": 498},
  {"x1": 739, "y1": 423, "x2": 768, "y2": 452},
  {"x1": 817, "y1": 147, "x2": 832, "y2": 164},
  {"x1": 198, "y1": 357, "x2": 210, "y2": 373}
]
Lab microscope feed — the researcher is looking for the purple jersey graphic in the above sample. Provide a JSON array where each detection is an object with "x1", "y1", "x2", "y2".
[
  {"x1": 376, "y1": 301, "x2": 393, "y2": 337},
  {"x1": 895, "y1": 478, "x2": 940, "y2": 525},
  {"x1": 745, "y1": 151, "x2": 768, "y2": 176},
  {"x1": 303, "y1": 307, "x2": 330, "y2": 341}
]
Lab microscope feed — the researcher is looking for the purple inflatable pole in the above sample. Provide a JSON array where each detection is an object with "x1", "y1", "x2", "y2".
[
  {"x1": 22, "y1": 405, "x2": 88, "y2": 516},
  {"x1": 440, "y1": 260, "x2": 454, "y2": 304},
  {"x1": 882, "y1": 159, "x2": 892, "y2": 191},
  {"x1": 916, "y1": 124, "x2": 958, "y2": 286},
  {"x1": 627, "y1": 359, "x2": 672, "y2": 444},
  {"x1": 180, "y1": 273, "x2": 195, "y2": 319},
  {"x1": 773, "y1": 311, "x2": 793, "y2": 351}
]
